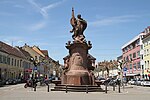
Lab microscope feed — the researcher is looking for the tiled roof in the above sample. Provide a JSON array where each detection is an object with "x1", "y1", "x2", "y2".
[
  {"x1": 142, "y1": 32, "x2": 150, "y2": 40},
  {"x1": 121, "y1": 32, "x2": 146, "y2": 49},
  {"x1": 0, "y1": 43, "x2": 9, "y2": 54},
  {"x1": 32, "y1": 46, "x2": 45, "y2": 57},
  {"x1": 41, "y1": 50, "x2": 49, "y2": 57},
  {"x1": 17, "y1": 47, "x2": 31, "y2": 57},
  {"x1": 0, "y1": 41, "x2": 26, "y2": 58}
]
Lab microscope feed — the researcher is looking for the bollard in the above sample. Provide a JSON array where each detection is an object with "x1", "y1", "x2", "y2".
[
  {"x1": 113, "y1": 84, "x2": 115, "y2": 91},
  {"x1": 66, "y1": 85, "x2": 68, "y2": 93},
  {"x1": 118, "y1": 83, "x2": 121, "y2": 93},
  {"x1": 34, "y1": 84, "x2": 36, "y2": 91},
  {"x1": 117, "y1": 78, "x2": 121, "y2": 93},
  {"x1": 105, "y1": 84, "x2": 107, "y2": 93},
  {"x1": 86, "y1": 85, "x2": 88, "y2": 93},
  {"x1": 47, "y1": 84, "x2": 49, "y2": 92}
]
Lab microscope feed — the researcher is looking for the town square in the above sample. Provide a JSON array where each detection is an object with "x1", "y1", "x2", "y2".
[{"x1": 0, "y1": 0, "x2": 150, "y2": 100}]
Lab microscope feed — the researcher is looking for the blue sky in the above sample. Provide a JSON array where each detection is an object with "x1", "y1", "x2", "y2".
[{"x1": 0, "y1": 0, "x2": 150, "y2": 64}]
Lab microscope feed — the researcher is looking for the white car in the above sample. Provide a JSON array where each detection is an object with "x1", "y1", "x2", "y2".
[
  {"x1": 142, "y1": 80, "x2": 150, "y2": 86},
  {"x1": 128, "y1": 79, "x2": 136, "y2": 85}
]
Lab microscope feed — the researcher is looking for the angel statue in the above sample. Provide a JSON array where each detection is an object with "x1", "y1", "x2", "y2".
[{"x1": 70, "y1": 8, "x2": 87, "y2": 42}]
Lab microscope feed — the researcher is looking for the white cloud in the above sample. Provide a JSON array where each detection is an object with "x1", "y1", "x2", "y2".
[
  {"x1": 28, "y1": 0, "x2": 65, "y2": 19},
  {"x1": 89, "y1": 15, "x2": 138, "y2": 27},
  {"x1": 29, "y1": 21, "x2": 46, "y2": 31},
  {"x1": 1, "y1": 36, "x2": 25, "y2": 46},
  {"x1": 27, "y1": 0, "x2": 65, "y2": 31}
]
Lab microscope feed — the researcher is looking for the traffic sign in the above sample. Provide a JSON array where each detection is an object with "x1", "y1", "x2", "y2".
[
  {"x1": 123, "y1": 67, "x2": 127, "y2": 71},
  {"x1": 34, "y1": 67, "x2": 37, "y2": 70}
]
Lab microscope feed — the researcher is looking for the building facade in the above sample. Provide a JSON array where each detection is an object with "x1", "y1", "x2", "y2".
[
  {"x1": 142, "y1": 27, "x2": 150, "y2": 80},
  {"x1": 22, "y1": 44, "x2": 62, "y2": 79},
  {"x1": 0, "y1": 41, "x2": 26, "y2": 80},
  {"x1": 121, "y1": 33, "x2": 146, "y2": 80},
  {"x1": 22, "y1": 44, "x2": 45, "y2": 78}
]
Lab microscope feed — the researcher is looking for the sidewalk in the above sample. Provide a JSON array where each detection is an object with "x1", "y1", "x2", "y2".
[{"x1": 1, "y1": 83, "x2": 150, "y2": 100}]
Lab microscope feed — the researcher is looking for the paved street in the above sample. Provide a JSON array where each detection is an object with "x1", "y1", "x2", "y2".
[{"x1": 0, "y1": 84, "x2": 150, "y2": 100}]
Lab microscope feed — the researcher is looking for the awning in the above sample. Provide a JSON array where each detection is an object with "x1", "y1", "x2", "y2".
[{"x1": 125, "y1": 73, "x2": 140, "y2": 76}]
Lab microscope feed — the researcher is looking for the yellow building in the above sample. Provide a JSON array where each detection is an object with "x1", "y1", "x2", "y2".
[
  {"x1": 142, "y1": 32, "x2": 150, "y2": 79},
  {"x1": 0, "y1": 41, "x2": 30, "y2": 80},
  {"x1": 22, "y1": 44, "x2": 62, "y2": 78}
]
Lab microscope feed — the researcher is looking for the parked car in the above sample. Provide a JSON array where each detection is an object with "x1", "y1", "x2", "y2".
[
  {"x1": 141, "y1": 80, "x2": 145, "y2": 86},
  {"x1": 6, "y1": 79, "x2": 18, "y2": 85},
  {"x1": 142, "y1": 80, "x2": 150, "y2": 87},
  {"x1": 49, "y1": 76, "x2": 55, "y2": 81},
  {"x1": 128, "y1": 79, "x2": 136, "y2": 85},
  {"x1": 98, "y1": 77, "x2": 106, "y2": 82},
  {"x1": 103, "y1": 78, "x2": 118, "y2": 86},
  {"x1": 0, "y1": 80, "x2": 6, "y2": 87},
  {"x1": 136, "y1": 80, "x2": 143, "y2": 86},
  {"x1": 16, "y1": 79, "x2": 22, "y2": 84},
  {"x1": 96, "y1": 77, "x2": 106, "y2": 85}
]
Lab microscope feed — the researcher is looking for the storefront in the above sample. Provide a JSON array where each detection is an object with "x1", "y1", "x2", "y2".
[{"x1": 144, "y1": 69, "x2": 150, "y2": 80}]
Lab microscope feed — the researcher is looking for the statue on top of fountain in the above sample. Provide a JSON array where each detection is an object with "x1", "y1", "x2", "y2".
[{"x1": 70, "y1": 7, "x2": 87, "y2": 42}]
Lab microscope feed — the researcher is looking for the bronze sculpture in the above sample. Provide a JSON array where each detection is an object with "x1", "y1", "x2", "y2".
[{"x1": 70, "y1": 8, "x2": 87, "y2": 42}]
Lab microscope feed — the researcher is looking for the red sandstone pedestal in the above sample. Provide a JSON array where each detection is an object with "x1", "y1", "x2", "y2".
[{"x1": 62, "y1": 41, "x2": 95, "y2": 85}]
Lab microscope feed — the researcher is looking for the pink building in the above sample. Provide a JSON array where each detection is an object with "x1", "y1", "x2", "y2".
[{"x1": 122, "y1": 33, "x2": 145, "y2": 80}]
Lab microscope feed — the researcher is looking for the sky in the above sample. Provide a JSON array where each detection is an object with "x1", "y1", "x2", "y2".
[{"x1": 0, "y1": 0, "x2": 150, "y2": 64}]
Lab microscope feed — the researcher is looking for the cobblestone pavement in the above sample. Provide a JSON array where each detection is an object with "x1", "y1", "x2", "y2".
[{"x1": 0, "y1": 83, "x2": 150, "y2": 100}]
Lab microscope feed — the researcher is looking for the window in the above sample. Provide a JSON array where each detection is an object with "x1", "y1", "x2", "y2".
[
  {"x1": 0, "y1": 54, "x2": 2, "y2": 63},
  {"x1": 133, "y1": 43, "x2": 136, "y2": 48},
  {"x1": 12, "y1": 58, "x2": 14, "y2": 66},
  {"x1": 129, "y1": 54, "x2": 132, "y2": 60},
  {"x1": 147, "y1": 49, "x2": 149, "y2": 56},
  {"x1": 3, "y1": 56, "x2": 7, "y2": 64},
  {"x1": 137, "y1": 51, "x2": 140, "y2": 58},
  {"x1": 137, "y1": 62, "x2": 140, "y2": 70},
  {"x1": 14, "y1": 59, "x2": 16, "y2": 66},
  {"x1": 20, "y1": 60, "x2": 22, "y2": 67},
  {"x1": 141, "y1": 55, "x2": 143, "y2": 60},
  {"x1": 133, "y1": 63, "x2": 136, "y2": 70},
  {"x1": 145, "y1": 61, "x2": 147, "y2": 69},
  {"x1": 17, "y1": 60, "x2": 19, "y2": 67},
  {"x1": 141, "y1": 45, "x2": 143, "y2": 49},
  {"x1": 142, "y1": 65, "x2": 144, "y2": 70},
  {"x1": 130, "y1": 64, "x2": 132, "y2": 69},
  {"x1": 133, "y1": 52, "x2": 136, "y2": 58},
  {"x1": 136, "y1": 40, "x2": 140, "y2": 46},
  {"x1": 130, "y1": 45, "x2": 133, "y2": 49},
  {"x1": 144, "y1": 50, "x2": 146, "y2": 56},
  {"x1": 148, "y1": 61, "x2": 149, "y2": 69},
  {"x1": 7, "y1": 57, "x2": 10, "y2": 65},
  {"x1": 126, "y1": 56, "x2": 129, "y2": 61}
]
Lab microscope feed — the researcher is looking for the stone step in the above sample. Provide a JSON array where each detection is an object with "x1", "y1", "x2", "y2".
[
  {"x1": 54, "y1": 86, "x2": 102, "y2": 90},
  {"x1": 51, "y1": 85, "x2": 105, "y2": 92},
  {"x1": 57, "y1": 84, "x2": 100, "y2": 87},
  {"x1": 51, "y1": 88, "x2": 105, "y2": 92}
]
